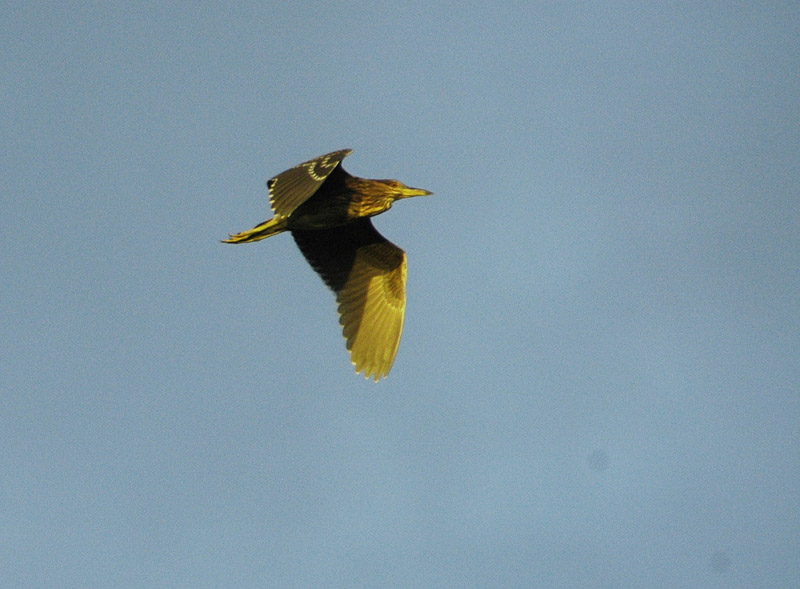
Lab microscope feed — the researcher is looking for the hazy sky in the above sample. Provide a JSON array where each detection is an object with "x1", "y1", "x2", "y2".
[{"x1": 3, "y1": 3, "x2": 799, "y2": 586}]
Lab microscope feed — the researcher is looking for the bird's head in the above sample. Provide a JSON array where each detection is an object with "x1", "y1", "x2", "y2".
[{"x1": 376, "y1": 179, "x2": 433, "y2": 200}]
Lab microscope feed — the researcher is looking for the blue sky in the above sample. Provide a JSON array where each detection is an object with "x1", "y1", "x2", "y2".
[{"x1": 3, "y1": 3, "x2": 799, "y2": 586}]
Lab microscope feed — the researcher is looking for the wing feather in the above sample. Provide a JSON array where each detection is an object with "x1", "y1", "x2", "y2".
[
  {"x1": 268, "y1": 149, "x2": 352, "y2": 218},
  {"x1": 291, "y1": 219, "x2": 407, "y2": 380}
]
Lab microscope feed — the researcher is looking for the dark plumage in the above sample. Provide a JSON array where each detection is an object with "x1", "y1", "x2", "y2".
[{"x1": 224, "y1": 149, "x2": 432, "y2": 380}]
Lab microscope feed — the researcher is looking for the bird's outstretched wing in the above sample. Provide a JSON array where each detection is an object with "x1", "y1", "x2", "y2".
[
  {"x1": 292, "y1": 219, "x2": 407, "y2": 381},
  {"x1": 268, "y1": 149, "x2": 353, "y2": 219}
]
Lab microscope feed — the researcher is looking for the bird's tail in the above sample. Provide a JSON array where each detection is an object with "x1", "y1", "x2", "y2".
[{"x1": 222, "y1": 217, "x2": 287, "y2": 244}]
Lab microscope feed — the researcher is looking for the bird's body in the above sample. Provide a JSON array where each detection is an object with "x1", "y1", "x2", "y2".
[{"x1": 224, "y1": 149, "x2": 431, "y2": 380}]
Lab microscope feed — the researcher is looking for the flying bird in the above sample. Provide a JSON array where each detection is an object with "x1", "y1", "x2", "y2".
[{"x1": 224, "y1": 149, "x2": 432, "y2": 380}]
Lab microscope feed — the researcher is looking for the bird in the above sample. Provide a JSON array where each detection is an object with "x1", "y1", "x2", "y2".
[{"x1": 223, "y1": 149, "x2": 432, "y2": 381}]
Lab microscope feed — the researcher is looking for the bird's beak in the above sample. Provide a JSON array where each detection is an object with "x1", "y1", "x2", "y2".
[{"x1": 400, "y1": 186, "x2": 434, "y2": 198}]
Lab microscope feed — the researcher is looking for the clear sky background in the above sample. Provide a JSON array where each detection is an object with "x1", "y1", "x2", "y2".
[{"x1": 3, "y1": 3, "x2": 799, "y2": 587}]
